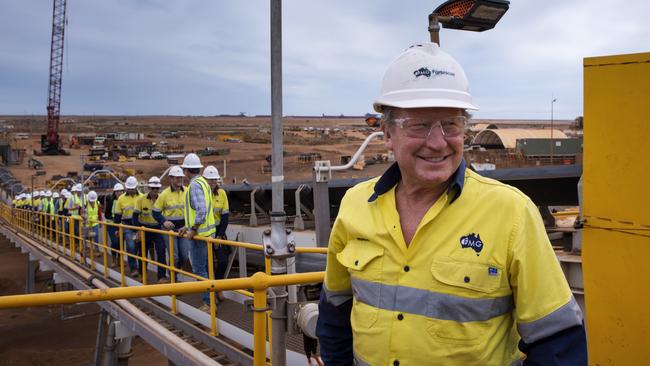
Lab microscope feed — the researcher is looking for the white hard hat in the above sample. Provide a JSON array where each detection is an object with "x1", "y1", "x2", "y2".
[
  {"x1": 61, "y1": 188, "x2": 69, "y2": 195},
  {"x1": 45, "y1": 190, "x2": 52, "y2": 197},
  {"x1": 168, "y1": 165, "x2": 184, "y2": 177},
  {"x1": 148, "y1": 176, "x2": 162, "y2": 188},
  {"x1": 125, "y1": 176, "x2": 138, "y2": 189},
  {"x1": 63, "y1": 191, "x2": 71, "y2": 199},
  {"x1": 202, "y1": 165, "x2": 221, "y2": 180},
  {"x1": 181, "y1": 153, "x2": 203, "y2": 169},
  {"x1": 87, "y1": 191, "x2": 98, "y2": 202},
  {"x1": 40, "y1": 190, "x2": 46, "y2": 196},
  {"x1": 26, "y1": 193, "x2": 32, "y2": 199},
  {"x1": 71, "y1": 184, "x2": 82, "y2": 192},
  {"x1": 113, "y1": 183, "x2": 125, "y2": 192},
  {"x1": 373, "y1": 43, "x2": 478, "y2": 113},
  {"x1": 53, "y1": 192, "x2": 60, "y2": 199},
  {"x1": 33, "y1": 191, "x2": 40, "y2": 197}
]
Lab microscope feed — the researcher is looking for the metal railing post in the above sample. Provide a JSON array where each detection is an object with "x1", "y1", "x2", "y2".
[
  {"x1": 168, "y1": 233, "x2": 177, "y2": 313},
  {"x1": 103, "y1": 223, "x2": 108, "y2": 278},
  {"x1": 140, "y1": 229, "x2": 147, "y2": 284},
  {"x1": 207, "y1": 239, "x2": 218, "y2": 336},
  {"x1": 119, "y1": 226, "x2": 125, "y2": 286}
]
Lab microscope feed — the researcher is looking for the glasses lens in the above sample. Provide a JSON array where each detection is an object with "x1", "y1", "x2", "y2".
[
  {"x1": 440, "y1": 116, "x2": 466, "y2": 137},
  {"x1": 398, "y1": 116, "x2": 466, "y2": 138}
]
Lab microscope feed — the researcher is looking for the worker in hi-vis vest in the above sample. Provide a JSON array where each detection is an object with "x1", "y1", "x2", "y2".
[{"x1": 178, "y1": 153, "x2": 215, "y2": 311}]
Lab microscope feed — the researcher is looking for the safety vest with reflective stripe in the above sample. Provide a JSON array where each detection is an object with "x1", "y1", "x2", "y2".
[
  {"x1": 153, "y1": 186, "x2": 186, "y2": 221},
  {"x1": 212, "y1": 188, "x2": 229, "y2": 226},
  {"x1": 184, "y1": 177, "x2": 215, "y2": 237},
  {"x1": 86, "y1": 202, "x2": 99, "y2": 227},
  {"x1": 42, "y1": 197, "x2": 55, "y2": 216},
  {"x1": 322, "y1": 168, "x2": 582, "y2": 366}
]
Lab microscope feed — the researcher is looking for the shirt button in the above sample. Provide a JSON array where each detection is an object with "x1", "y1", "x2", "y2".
[
  {"x1": 394, "y1": 361, "x2": 400, "y2": 366},
  {"x1": 354, "y1": 260, "x2": 359, "y2": 266},
  {"x1": 464, "y1": 276, "x2": 471, "y2": 283},
  {"x1": 403, "y1": 265, "x2": 410, "y2": 272},
  {"x1": 397, "y1": 313, "x2": 404, "y2": 320}
]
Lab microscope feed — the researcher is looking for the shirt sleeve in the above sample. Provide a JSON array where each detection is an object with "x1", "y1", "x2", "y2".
[
  {"x1": 114, "y1": 197, "x2": 123, "y2": 215},
  {"x1": 153, "y1": 193, "x2": 164, "y2": 212},
  {"x1": 509, "y1": 197, "x2": 586, "y2": 362},
  {"x1": 316, "y1": 210, "x2": 354, "y2": 365},
  {"x1": 221, "y1": 189, "x2": 229, "y2": 214},
  {"x1": 189, "y1": 180, "x2": 207, "y2": 226}
]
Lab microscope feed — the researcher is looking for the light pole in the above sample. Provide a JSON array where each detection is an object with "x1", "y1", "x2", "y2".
[{"x1": 550, "y1": 96, "x2": 557, "y2": 164}]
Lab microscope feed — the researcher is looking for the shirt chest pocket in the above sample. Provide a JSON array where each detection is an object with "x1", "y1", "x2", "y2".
[
  {"x1": 336, "y1": 240, "x2": 384, "y2": 282},
  {"x1": 427, "y1": 257, "x2": 507, "y2": 345},
  {"x1": 337, "y1": 240, "x2": 384, "y2": 329}
]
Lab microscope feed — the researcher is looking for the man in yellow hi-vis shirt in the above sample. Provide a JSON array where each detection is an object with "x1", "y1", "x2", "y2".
[
  {"x1": 316, "y1": 43, "x2": 587, "y2": 366},
  {"x1": 114, "y1": 176, "x2": 141, "y2": 277},
  {"x1": 153, "y1": 165, "x2": 191, "y2": 277}
]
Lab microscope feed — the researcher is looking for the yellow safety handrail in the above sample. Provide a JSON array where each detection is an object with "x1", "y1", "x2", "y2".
[{"x1": 1, "y1": 204, "x2": 326, "y2": 366}]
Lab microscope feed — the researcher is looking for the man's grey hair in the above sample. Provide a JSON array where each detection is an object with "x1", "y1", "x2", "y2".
[{"x1": 380, "y1": 107, "x2": 472, "y2": 128}]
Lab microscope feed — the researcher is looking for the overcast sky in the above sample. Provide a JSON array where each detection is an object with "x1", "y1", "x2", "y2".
[{"x1": 1, "y1": 1, "x2": 648, "y2": 119}]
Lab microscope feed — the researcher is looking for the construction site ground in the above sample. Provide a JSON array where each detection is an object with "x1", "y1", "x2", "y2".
[{"x1": 4, "y1": 116, "x2": 390, "y2": 189}]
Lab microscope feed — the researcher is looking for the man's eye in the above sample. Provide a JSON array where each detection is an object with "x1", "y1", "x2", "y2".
[{"x1": 409, "y1": 122, "x2": 429, "y2": 129}]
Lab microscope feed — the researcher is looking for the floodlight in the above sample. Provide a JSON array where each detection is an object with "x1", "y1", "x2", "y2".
[{"x1": 434, "y1": 0, "x2": 510, "y2": 32}]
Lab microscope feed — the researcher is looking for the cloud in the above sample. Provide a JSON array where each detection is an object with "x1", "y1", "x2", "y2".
[{"x1": 1, "y1": 0, "x2": 648, "y2": 118}]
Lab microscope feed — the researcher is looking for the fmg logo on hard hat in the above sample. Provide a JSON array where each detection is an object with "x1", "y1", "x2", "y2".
[{"x1": 413, "y1": 67, "x2": 456, "y2": 78}]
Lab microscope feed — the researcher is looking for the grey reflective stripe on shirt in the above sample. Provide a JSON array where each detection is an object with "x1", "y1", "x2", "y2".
[
  {"x1": 351, "y1": 277, "x2": 513, "y2": 323},
  {"x1": 165, "y1": 204, "x2": 184, "y2": 210},
  {"x1": 517, "y1": 296, "x2": 583, "y2": 343},
  {"x1": 322, "y1": 283, "x2": 353, "y2": 306},
  {"x1": 197, "y1": 225, "x2": 213, "y2": 234},
  {"x1": 165, "y1": 215, "x2": 184, "y2": 221},
  {"x1": 354, "y1": 354, "x2": 371, "y2": 366}
]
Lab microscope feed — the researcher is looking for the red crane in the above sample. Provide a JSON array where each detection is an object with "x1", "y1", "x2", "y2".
[{"x1": 41, "y1": 0, "x2": 68, "y2": 155}]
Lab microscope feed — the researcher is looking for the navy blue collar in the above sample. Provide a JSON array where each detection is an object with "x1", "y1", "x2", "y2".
[{"x1": 368, "y1": 158, "x2": 466, "y2": 203}]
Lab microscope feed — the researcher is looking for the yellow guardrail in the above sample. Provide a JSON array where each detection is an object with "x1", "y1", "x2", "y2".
[{"x1": 1, "y1": 204, "x2": 326, "y2": 366}]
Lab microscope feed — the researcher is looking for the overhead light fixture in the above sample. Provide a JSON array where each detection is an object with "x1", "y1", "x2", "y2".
[{"x1": 433, "y1": 0, "x2": 510, "y2": 32}]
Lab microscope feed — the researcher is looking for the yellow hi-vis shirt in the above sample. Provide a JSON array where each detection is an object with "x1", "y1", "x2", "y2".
[
  {"x1": 135, "y1": 193, "x2": 158, "y2": 226},
  {"x1": 212, "y1": 188, "x2": 229, "y2": 226},
  {"x1": 322, "y1": 165, "x2": 583, "y2": 366},
  {"x1": 114, "y1": 193, "x2": 140, "y2": 221},
  {"x1": 153, "y1": 186, "x2": 186, "y2": 222}
]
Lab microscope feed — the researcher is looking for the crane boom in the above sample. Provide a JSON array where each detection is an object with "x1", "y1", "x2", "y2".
[{"x1": 42, "y1": 0, "x2": 67, "y2": 155}]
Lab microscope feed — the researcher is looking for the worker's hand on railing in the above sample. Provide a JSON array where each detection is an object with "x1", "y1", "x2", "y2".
[
  {"x1": 177, "y1": 226, "x2": 188, "y2": 237},
  {"x1": 163, "y1": 221, "x2": 175, "y2": 230}
]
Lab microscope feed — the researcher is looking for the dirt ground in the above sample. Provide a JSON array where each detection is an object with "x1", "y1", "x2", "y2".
[
  {"x1": 4, "y1": 115, "x2": 391, "y2": 189},
  {"x1": 0, "y1": 236, "x2": 169, "y2": 365}
]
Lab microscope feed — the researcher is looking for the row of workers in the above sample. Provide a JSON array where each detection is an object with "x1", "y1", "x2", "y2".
[{"x1": 11, "y1": 153, "x2": 229, "y2": 309}]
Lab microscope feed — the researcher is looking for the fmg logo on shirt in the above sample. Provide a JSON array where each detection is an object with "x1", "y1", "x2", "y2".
[{"x1": 460, "y1": 233, "x2": 484, "y2": 255}]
